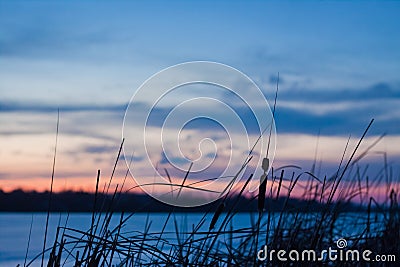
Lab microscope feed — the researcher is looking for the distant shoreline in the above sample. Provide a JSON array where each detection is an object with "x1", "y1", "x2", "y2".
[{"x1": 1, "y1": 189, "x2": 386, "y2": 213}]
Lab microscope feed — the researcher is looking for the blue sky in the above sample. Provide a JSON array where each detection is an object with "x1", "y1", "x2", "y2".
[{"x1": 0, "y1": 1, "x2": 399, "y2": 195}]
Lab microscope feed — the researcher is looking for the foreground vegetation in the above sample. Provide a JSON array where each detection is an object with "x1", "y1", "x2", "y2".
[{"x1": 15, "y1": 119, "x2": 397, "y2": 266}]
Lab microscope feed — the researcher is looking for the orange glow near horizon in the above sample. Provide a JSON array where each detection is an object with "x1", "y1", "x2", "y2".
[
  {"x1": 1, "y1": 175, "x2": 141, "y2": 194},
  {"x1": 1, "y1": 124, "x2": 399, "y2": 204},
  {"x1": 2, "y1": 173, "x2": 398, "y2": 206}
]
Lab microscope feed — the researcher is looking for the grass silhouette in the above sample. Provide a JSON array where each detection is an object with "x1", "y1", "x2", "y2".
[{"x1": 17, "y1": 118, "x2": 399, "y2": 266}]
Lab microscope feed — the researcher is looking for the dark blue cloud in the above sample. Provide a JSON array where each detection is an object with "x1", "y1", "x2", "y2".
[
  {"x1": 159, "y1": 151, "x2": 189, "y2": 166},
  {"x1": 0, "y1": 101, "x2": 127, "y2": 113},
  {"x1": 259, "y1": 82, "x2": 400, "y2": 136},
  {"x1": 274, "y1": 108, "x2": 369, "y2": 135},
  {"x1": 2, "y1": 80, "x2": 399, "y2": 139},
  {"x1": 83, "y1": 145, "x2": 117, "y2": 154},
  {"x1": 269, "y1": 74, "x2": 283, "y2": 85},
  {"x1": 119, "y1": 154, "x2": 144, "y2": 162},
  {"x1": 277, "y1": 82, "x2": 400, "y2": 102}
]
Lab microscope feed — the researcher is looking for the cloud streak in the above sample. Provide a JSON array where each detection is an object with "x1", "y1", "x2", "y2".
[{"x1": 1, "y1": 79, "x2": 399, "y2": 139}]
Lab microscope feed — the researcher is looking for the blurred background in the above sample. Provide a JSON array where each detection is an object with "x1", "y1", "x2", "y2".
[{"x1": 0, "y1": 1, "x2": 399, "y2": 201}]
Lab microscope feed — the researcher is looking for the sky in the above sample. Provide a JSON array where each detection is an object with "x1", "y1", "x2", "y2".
[{"x1": 0, "y1": 1, "x2": 399, "y2": 202}]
